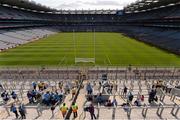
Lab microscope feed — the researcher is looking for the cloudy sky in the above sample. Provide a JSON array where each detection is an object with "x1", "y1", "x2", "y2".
[{"x1": 30, "y1": 0, "x2": 136, "y2": 10}]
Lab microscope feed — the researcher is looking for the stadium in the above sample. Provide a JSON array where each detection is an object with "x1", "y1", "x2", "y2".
[{"x1": 0, "y1": 0, "x2": 179, "y2": 119}]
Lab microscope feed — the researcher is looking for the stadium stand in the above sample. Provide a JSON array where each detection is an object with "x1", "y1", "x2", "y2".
[
  {"x1": 121, "y1": 1, "x2": 180, "y2": 54},
  {"x1": 0, "y1": 0, "x2": 180, "y2": 119},
  {"x1": 0, "y1": 28, "x2": 58, "y2": 51},
  {"x1": 0, "y1": 67, "x2": 179, "y2": 119}
]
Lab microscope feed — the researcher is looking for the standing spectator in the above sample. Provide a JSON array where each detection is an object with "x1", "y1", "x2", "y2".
[
  {"x1": 58, "y1": 82, "x2": 63, "y2": 90},
  {"x1": 112, "y1": 98, "x2": 118, "y2": 107},
  {"x1": 19, "y1": 103, "x2": 26, "y2": 119},
  {"x1": 64, "y1": 83, "x2": 70, "y2": 94},
  {"x1": 96, "y1": 93, "x2": 103, "y2": 104},
  {"x1": 32, "y1": 82, "x2": 37, "y2": 90},
  {"x1": 11, "y1": 91, "x2": 18, "y2": 102},
  {"x1": 71, "y1": 102, "x2": 78, "y2": 118},
  {"x1": 60, "y1": 103, "x2": 68, "y2": 118},
  {"x1": 71, "y1": 87, "x2": 76, "y2": 99},
  {"x1": 51, "y1": 105, "x2": 55, "y2": 118},
  {"x1": 123, "y1": 86, "x2": 128, "y2": 97},
  {"x1": 127, "y1": 91, "x2": 134, "y2": 103},
  {"x1": 0, "y1": 82, "x2": 3, "y2": 91},
  {"x1": 31, "y1": 89, "x2": 37, "y2": 102},
  {"x1": 86, "y1": 83, "x2": 93, "y2": 95},
  {"x1": 10, "y1": 103, "x2": 19, "y2": 119},
  {"x1": 148, "y1": 89, "x2": 157, "y2": 103},
  {"x1": 27, "y1": 91, "x2": 33, "y2": 103},
  {"x1": 141, "y1": 95, "x2": 144, "y2": 102},
  {"x1": 88, "y1": 104, "x2": 96, "y2": 120},
  {"x1": 43, "y1": 91, "x2": 51, "y2": 106},
  {"x1": 1, "y1": 90, "x2": 9, "y2": 104}
]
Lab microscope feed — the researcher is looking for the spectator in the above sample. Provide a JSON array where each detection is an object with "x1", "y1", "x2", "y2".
[
  {"x1": 64, "y1": 83, "x2": 70, "y2": 94},
  {"x1": 127, "y1": 91, "x2": 134, "y2": 103},
  {"x1": 0, "y1": 83, "x2": 3, "y2": 91},
  {"x1": 58, "y1": 82, "x2": 63, "y2": 90},
  {"x1": 51, "y1": 105, "x2": 55, "y2": 118},
  {"x1": 43, "y1": 91, "x2": 51, "y2": 106},
  {"x1": 105, "y1": 100, "x2": 112, "y2": 107},
  {"x1": 88, "y1": 104, "x2": 96, "y2": 120},
  {"x1": 50, "y1": 92, "x2": 56, "y2": 105},
  {"x1": 123, "y1": 103, "x2": 130, "y2": 112},
  {"x1": 27, "y1": 91, "x2": 35, "y2": 103},
  {"x1": 71, "y1": 102, "x2": 78, "y2": 118},
  {"x1": 123, "y1": 86, "x2": 128, "y2": 97},
  {"x1": 71, "y1": 87, "x2": 76, "y2": 99},
  {"x1": 112, "y1": 98, "x2": 118, "y2": 106},
  {"x1": 11, "y1": 91, "x2": 18, "y2": 102},
  {"x1": 96, "y1": 93, "x2": 103, "y2": 104},
  {"x1": 32, "y1": 82, "x2": 37, "y2": 90},
  {"x1": 31, "y1": 89, "x2": 37, "y2": 102},
  {"x1": 1, "y1": 90, "x2": 9, "y2": 104},
  {"x1": 134, "y1": 98, "x2": 141, "y2": 106},
  {"x1": 148, "y1": 89, "x2": 157, "y2": 103},
  {"x1": 10, "y1": 103, "x2": 19, "y2": 119},
  {"x1": 86, "y1": 83, "x2": 93, "y2": 95},
  {"x1": 141, "y1": 95, "x2": 144, "y2": 102},
  {"x1": 60, "y1": 103, "x2": 68, "y2": 118},
  {"x1": 18, "y1": 103, "x2": 26, "y2": 119}
]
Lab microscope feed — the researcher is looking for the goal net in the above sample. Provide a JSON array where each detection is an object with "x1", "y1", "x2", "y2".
[
  {"x1": 75, "y1": 58, "x2": 95, "y2": 63},
  {"x1": 73, "y1": 30, "x2": 96, "y2": 64}
]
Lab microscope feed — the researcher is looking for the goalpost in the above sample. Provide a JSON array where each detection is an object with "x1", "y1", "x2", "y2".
[{"x1": 74, "y1": 29, "x2": 96, "y2": 64}]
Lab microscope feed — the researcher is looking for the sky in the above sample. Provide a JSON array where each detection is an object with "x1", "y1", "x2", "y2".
[{"x1": 30, "y1": 0, "x2": 137, "y2": 10}]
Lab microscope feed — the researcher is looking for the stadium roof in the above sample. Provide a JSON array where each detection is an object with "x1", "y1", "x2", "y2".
[
  {"x1": 124, "y1": 0, "x2": 180, "y2": 13},
  {"x1": 54, "y1": 10, "x2": 119, "y2": 15},
  {"x1": 0, "y1": 0, "x2": 121, "y2": 15},
  {"x1": 0, "y1": 0, "x2": 56, "y2": 12}
]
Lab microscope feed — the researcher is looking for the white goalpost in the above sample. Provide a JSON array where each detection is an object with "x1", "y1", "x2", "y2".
[{"x1": 74, "y1": 29, "x2": 96, "y2": 64}]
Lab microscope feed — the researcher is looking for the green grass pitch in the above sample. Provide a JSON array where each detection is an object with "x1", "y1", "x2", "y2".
[{"x1": 0, "y1": 32, "x2": 180, "y2": 67}]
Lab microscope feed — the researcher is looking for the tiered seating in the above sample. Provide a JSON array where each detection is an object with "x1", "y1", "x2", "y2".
[
  {"x1": 119, "y1": 26, "x2": 180, "y2": 54},
  {"x1": 1, "y1": 67, "x2": 179, "y2": 119},
  {"x1": 0, "y1": 27, "x2": 58, "y2": 51}
]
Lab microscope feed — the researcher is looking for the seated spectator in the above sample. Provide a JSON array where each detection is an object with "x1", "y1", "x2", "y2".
[
  {"x1": 122, "y1": 103, "x2": 130, "y2": 112},
  {"x1": 105, "y1": 100, "x2": 112, "y2": 107},
  {"x1": 134, "y1": 98, "x2": 141, "y2": 107},
  {"x1": 38, "y1": 82, "x2": 48, "y2": 91}
]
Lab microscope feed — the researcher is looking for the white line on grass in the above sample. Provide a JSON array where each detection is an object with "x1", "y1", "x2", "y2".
[
  {"x1": 58, "y1": 56, "x2": 66, "y2": 66},
  {"x1": 105, "y1": 54, "x2": 112, "y2": 65}
]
